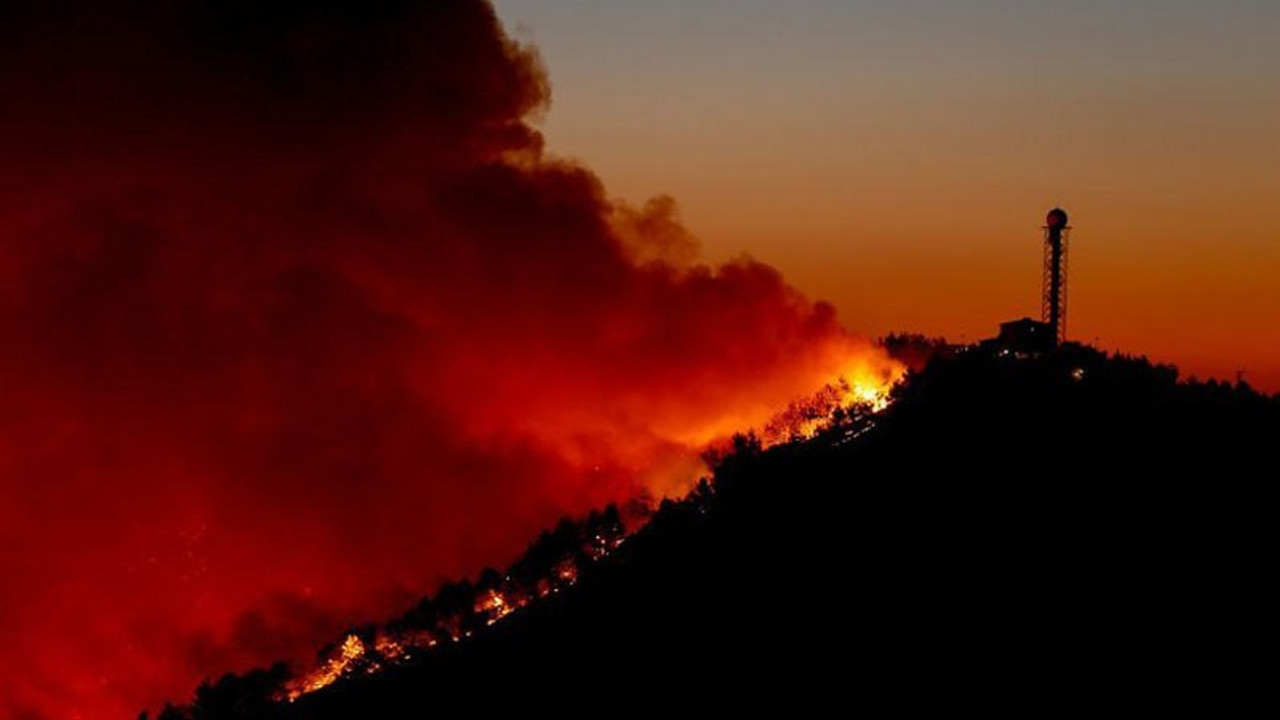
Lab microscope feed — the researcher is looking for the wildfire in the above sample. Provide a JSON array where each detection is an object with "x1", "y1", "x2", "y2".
[
  {"x1": 287, "y1": 635, "x2": 367, "y2": 698},
  {"x1": 761, "y1": 361, "x2": 902, "y2": 446},
  {"x1": 832, "y1": 357, "x2": 902, "y2": 413},
  {"x1": 477, "y1": 589, "x2": 525, "y2": 626},
  {"x1": 374, "y1": 636, "x2": 407, "y2": 661},
  {"x1": 555, "y1": 560, "x2": 578, "y2": 584},
  {"x1": 280, "y1": 353, "x2": 900, "y2": 704},
  {"x1": 281, "y1": 517, "x2": 611, "y2": 701},
  {"x1": 282, "y1": 571, "x2": 578, "y2": 701}
]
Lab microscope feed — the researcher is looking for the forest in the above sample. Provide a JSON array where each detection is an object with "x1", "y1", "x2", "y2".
[{"x1": 144, "y1": 341, "x2": 1277, "y2": 717}]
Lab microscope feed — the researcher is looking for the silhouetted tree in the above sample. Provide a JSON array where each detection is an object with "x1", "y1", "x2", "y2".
[
  {"x1": 190, "y1": 664, "x2": 288, "y2": 720},
  {"x1": 141, "y1": 342, "x2": 1278, "y2": 718}
]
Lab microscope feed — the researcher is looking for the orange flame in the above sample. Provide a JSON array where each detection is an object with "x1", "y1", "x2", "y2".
[
  {"x1": 280, "y1": 352, "x2": 901, "y2": 704},
  {"x1": 286, "y1": 635, "x2": 366, "y2": 699}
]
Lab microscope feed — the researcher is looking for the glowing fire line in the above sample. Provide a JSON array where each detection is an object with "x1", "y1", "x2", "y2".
[{"x1": 282, "y1": 367, "x2": 898, "y2": 702}]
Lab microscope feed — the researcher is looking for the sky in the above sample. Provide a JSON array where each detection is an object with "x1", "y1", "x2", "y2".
[{"x1": 493, "y1": 0, "x2": 1280, "y2": 388}]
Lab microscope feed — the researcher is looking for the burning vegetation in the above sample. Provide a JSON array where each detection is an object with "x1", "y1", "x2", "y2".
[
  {"x1": 276, "y1": 375, "x2": 895, "y2": 704},
  {"x1": 761, "y1": 371, "x2": 897, "y2": 446},
  {"x1": 135, "y1": 346, "x2": 1280, "y2": 718},
  {"x1": 0, "y1": 3, "x2": 903, "y2": 717},
  {"x1": 280, "y1": 505, "x2": 627, "y2": 701}
]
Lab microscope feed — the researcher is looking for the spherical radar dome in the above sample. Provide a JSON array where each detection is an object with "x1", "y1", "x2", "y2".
[{"x1": 1046, "y1": 208, "x2": 1069, "y2": 229}]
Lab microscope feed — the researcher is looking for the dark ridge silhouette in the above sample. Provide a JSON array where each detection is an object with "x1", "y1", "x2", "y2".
[{"x1": 144, "y1": 343, "x2": 1276, "y2": 718}]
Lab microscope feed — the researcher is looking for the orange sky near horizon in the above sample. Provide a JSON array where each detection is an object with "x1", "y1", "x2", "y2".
[{"x1": 495, "y1": 1, "x2": 1280, "y2": 390}]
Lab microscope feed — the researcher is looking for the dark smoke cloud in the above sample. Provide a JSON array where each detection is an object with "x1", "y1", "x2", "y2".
[{"x1": 0, "y1": 2, "x2": 893, "y2": 718}]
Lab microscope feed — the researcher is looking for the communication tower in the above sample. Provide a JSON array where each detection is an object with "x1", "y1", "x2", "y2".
[{"x1": 1042, "y1": 208, "x2": 1071, "y2": 345}]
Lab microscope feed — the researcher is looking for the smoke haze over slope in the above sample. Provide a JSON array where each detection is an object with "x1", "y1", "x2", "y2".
[{"x1": 0, "y1": 3, "x2": 894, "y2": 717}]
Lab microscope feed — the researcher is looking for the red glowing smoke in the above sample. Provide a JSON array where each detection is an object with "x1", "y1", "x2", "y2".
[{"x1": 0, "y1": 3, "x2": 895, "y2": 718}]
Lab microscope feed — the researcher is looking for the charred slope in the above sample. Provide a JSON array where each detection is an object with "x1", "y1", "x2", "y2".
[{"x1": 164, "y1": 345, "x2": 1276, "y2": 717}]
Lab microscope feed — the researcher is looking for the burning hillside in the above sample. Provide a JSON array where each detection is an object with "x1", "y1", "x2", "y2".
[
  {"x1": 275, "y1": 376, "x2": 894, "y2": 705},
  {"x1": 149, "y1": 345, "x2": 1276, "y2": 719},
  {"x1": 280, "y1": 506, "x2": 626, "y2": 702},
  {"x1": 0, "y1": 2, "x2": 897, "y2": 718}
]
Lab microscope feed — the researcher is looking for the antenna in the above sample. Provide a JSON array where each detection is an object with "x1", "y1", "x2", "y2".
[{"x1": 1042, "y1": 208, "x2": 1071, "y2": 345}]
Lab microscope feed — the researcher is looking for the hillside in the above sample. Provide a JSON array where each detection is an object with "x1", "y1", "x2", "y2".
[{"x1": 151, "y1": 344, "x2": 1276, "y2": 717}]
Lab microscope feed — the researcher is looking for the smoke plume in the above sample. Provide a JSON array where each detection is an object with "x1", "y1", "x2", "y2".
[{"x1": 0, "y1": 2, "x2": 894, "y2": 717}]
